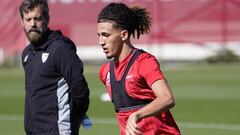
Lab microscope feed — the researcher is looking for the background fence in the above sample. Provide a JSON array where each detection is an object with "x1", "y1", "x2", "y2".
[{"x1": 1, "y1": 0, "x2": 240, "y2": 62}]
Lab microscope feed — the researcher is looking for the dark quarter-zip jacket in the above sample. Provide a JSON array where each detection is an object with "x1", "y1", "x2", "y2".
[{"x1": 22, "y1": 29, "x2": 89, "y2": 135}]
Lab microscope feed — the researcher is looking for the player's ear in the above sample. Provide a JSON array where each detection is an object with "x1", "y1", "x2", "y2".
[{"x1": 121, "y1": 30, "x2": 129, "y2": 41}]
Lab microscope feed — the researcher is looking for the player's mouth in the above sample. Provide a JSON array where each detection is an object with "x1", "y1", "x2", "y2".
[{"x1": 103, "y1": 48, "x2": 108, "y2": 54}]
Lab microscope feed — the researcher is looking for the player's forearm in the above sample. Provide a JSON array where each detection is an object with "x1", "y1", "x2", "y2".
[
  {"x1": 134, "y1": 95, "x2": 175, "y2": 121},
  {"x1": 133, "y1": 79, "x2": 176, "y2": 120}
]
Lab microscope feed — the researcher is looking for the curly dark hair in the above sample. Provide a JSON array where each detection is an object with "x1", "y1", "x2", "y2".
[
  {"x1": 19, "y1": 0, "x2": 49, "y2": 23},
  {"x1": 97, "y1": 2, "x2": 151, "y2": 39}
]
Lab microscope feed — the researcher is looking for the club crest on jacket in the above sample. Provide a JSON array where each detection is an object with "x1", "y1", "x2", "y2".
[{"x1": 42, "y1": 53, "x2": 49, "y2": 63}]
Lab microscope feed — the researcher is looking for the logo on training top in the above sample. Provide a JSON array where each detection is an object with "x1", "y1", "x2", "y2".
[
  {"x1": 42, "y1": 53, "x2": 49, "y2": 63},
  {"x1": 126, "y1": 74, "x2": 133, "y2": 79},
  {"x1": 24, "y1": 55, "x2": 28, "y2": 63}
]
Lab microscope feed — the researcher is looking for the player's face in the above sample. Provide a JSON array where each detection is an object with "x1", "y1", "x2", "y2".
[
  {"x1": 97, "y1": 22, "x2": 123, "y2": 59},
  {"x1": 21, "y1": 5, "x2": 48, "y2": 44}
]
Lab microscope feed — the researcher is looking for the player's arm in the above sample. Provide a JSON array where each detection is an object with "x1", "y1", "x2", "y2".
[
  {"x1": 130, "y1": 79, "x2": 175, "y2": 119},
  {"x1": 126, "y1": 54, "x2": 175, "y2": 135},
  {"x1": 126, "y1": 79, "x2": 175, "y2": 135}
]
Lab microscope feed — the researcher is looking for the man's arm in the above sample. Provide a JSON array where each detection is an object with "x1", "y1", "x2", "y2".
[
  {"x1": 53, "y1": 41, "x2": 90, "y2": 118},
  {"x1": 126, "y1": 80, "x2": 175, "y2": 135}
]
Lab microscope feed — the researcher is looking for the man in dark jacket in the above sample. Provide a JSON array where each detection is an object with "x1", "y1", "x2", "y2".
[{"x1": 20, "y1": 0, "x2": 89, "y2": 134}]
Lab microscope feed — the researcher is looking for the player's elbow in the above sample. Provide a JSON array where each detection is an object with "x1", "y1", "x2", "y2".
[
  {"x1": 170, "y1": 98, "x2": 176, "y2": 108},
  {"x1": 166, "y1": 95, "x2": 175, "y2": 109}
]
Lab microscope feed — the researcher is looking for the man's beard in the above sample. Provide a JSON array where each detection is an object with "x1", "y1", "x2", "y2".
[{"x1": 25, "y1": 27, "x2": 47, "y2": 44}]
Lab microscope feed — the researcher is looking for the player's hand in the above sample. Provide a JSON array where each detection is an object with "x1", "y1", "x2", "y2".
[{"x1": 126, "y1": 113, "x2": 142, "y2": 135}]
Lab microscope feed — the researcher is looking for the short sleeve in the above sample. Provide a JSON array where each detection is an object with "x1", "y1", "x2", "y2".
[
  {"x1": 99, "y1": 63, "x2": 108, "y2": 85},
  {"x1": 138, "y1": 53, "x2": 165, "y2": 87}
]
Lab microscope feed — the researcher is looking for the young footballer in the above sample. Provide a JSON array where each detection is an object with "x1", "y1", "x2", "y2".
[{"x1": 97, "y1": 2, "x2": 181, "y2": 135}]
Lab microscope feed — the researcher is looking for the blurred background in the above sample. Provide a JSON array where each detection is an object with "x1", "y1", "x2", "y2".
[{"x1": 0, "y1": 0, "x2": 240, "y2": 135}]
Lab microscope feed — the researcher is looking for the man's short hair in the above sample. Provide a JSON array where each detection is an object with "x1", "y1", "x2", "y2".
[{"x1": 19, "y1": 0, "x2": 49, "y2": 22}]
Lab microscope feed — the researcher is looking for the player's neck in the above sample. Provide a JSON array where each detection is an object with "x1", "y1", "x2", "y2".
[{"x1": 115, "y1": 44, "x2": 133, "y2": 63}]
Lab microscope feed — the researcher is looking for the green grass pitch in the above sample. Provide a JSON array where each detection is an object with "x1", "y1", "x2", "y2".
[{"x1": 0, "y1": 63, "x2": 240, "y2": 135}]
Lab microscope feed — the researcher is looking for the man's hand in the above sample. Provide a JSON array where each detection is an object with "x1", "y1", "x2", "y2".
[{"x1": 126, "y1": 113, "x2": 142, "y2": 135}]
